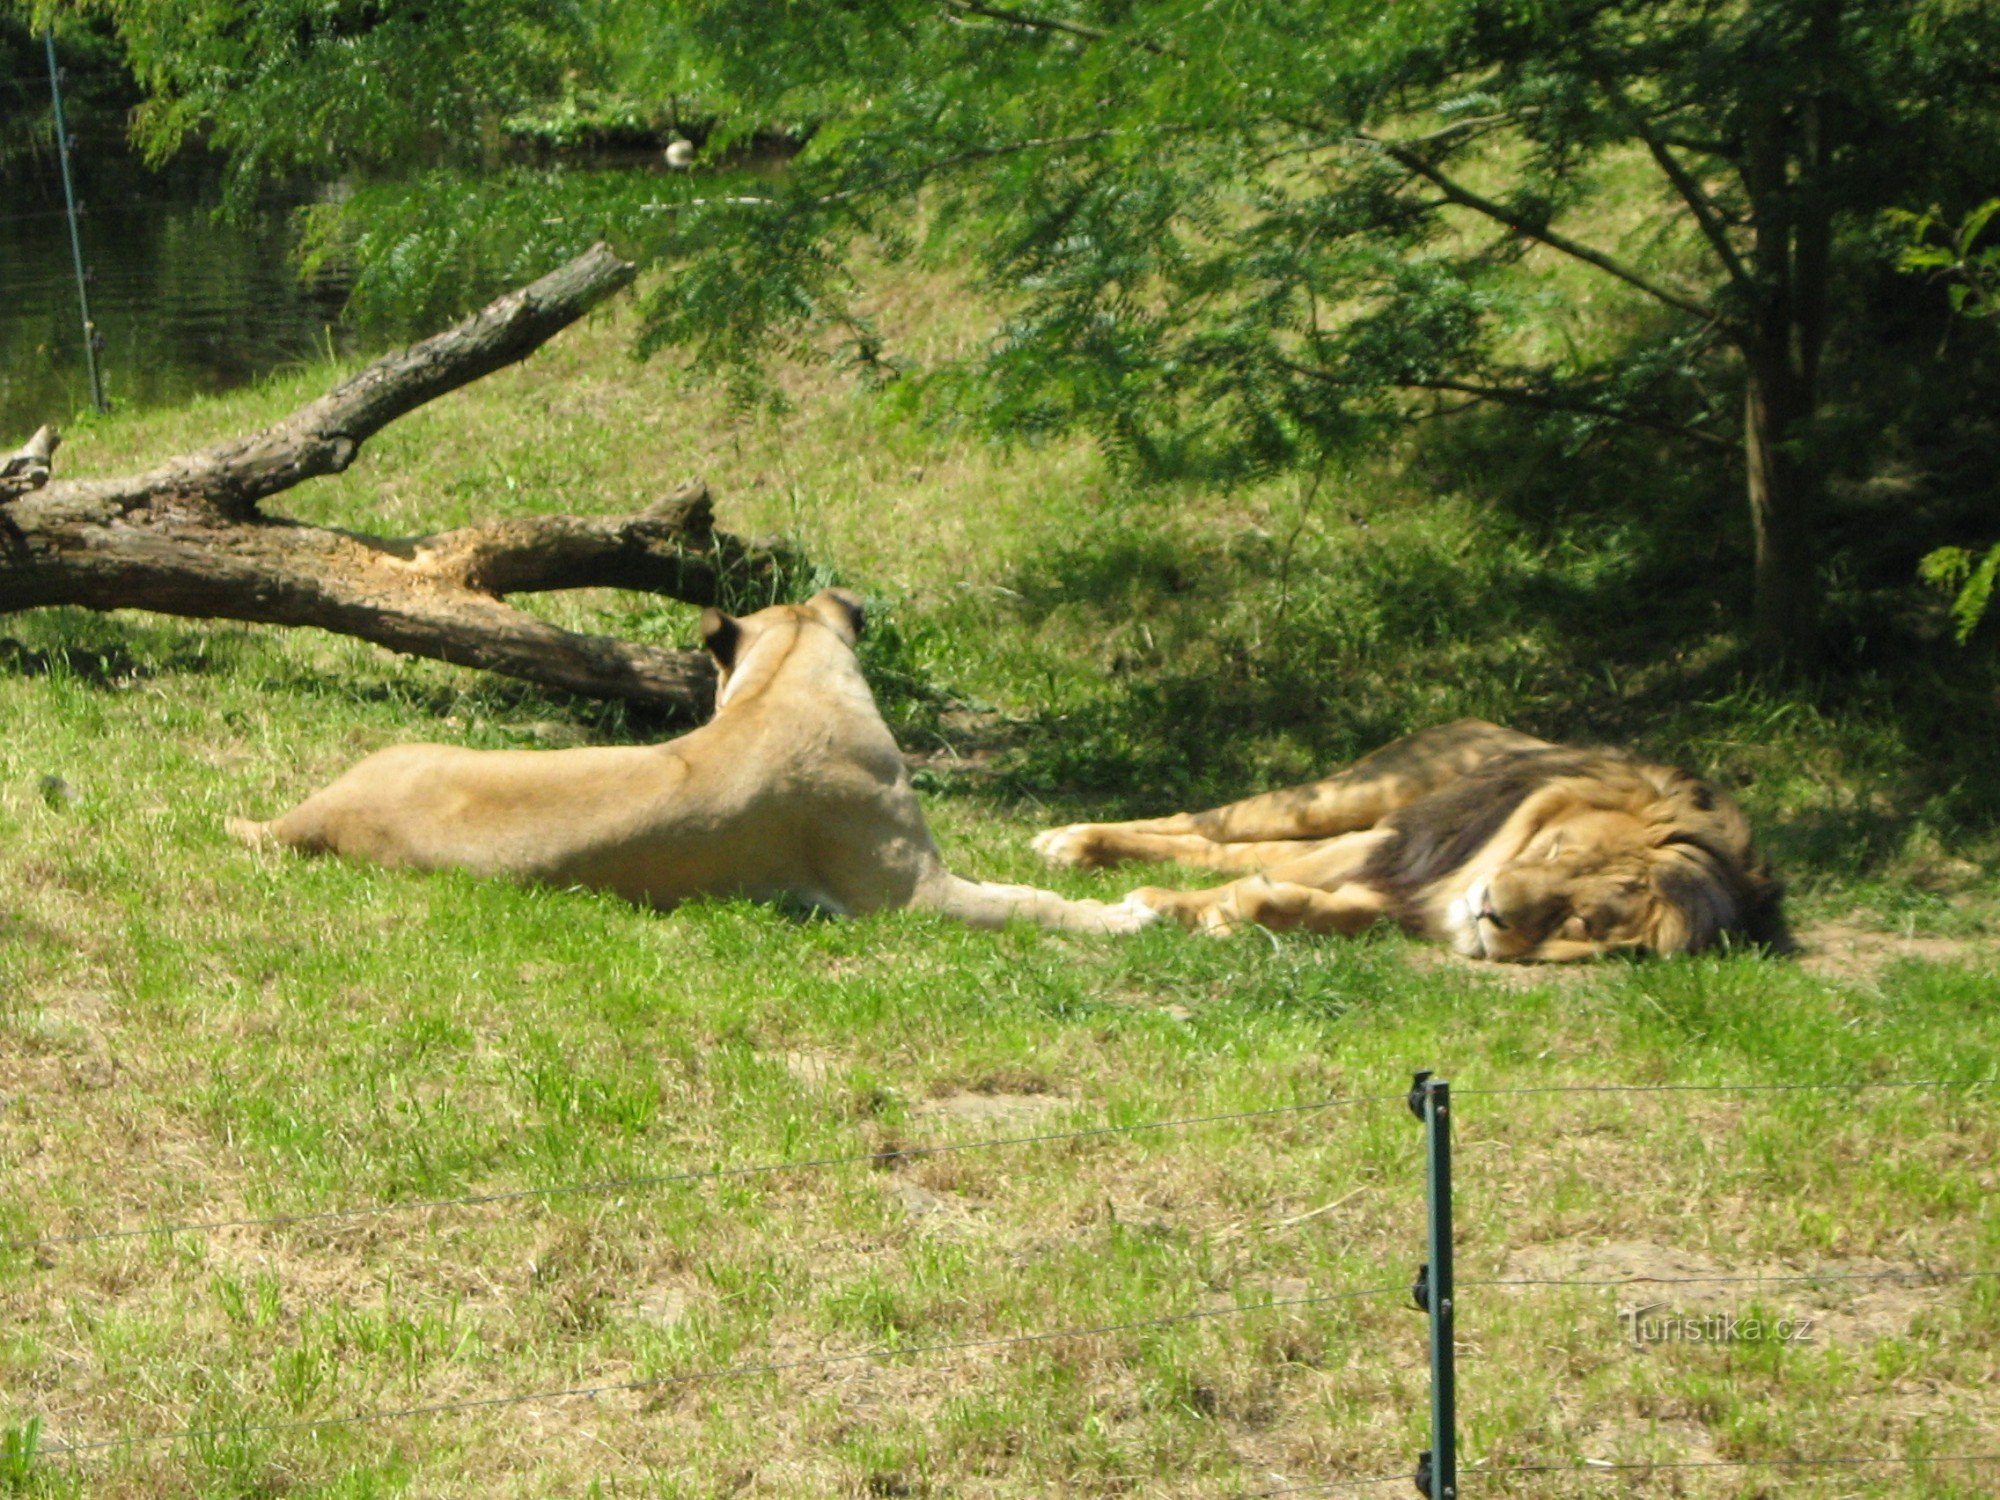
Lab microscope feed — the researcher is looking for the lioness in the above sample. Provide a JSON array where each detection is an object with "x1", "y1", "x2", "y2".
[
  {"x1": 1033, "y1": 720, "x2": 1784, "y2": 960},
  {"x1": 230, "y1": 589, "x2": 1153, "y2": 934}
]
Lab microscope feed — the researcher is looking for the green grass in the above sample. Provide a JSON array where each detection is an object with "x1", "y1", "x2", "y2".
[{"x1": 2, "y1": 269, "x2": 1998, "y2": 1495}]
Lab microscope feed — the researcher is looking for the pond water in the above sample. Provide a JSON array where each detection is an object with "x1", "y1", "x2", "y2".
[
  {"x1": 1, "y1": 80, "x2": 358, "y2": 442},
  {"x1": 2, "y1": 62, "x2": 778, "y2": 448}
]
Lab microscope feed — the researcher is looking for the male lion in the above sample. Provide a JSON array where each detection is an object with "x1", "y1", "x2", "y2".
[
  {"x1": 1032, "y1": 720, "x2": 1784, "y2": 961},
  {"x1": 230, "y1": 589, "x2": 1154, "y2": 934}
]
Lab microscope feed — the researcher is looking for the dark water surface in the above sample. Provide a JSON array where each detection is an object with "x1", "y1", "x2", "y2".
[{"x1": 1, "y1": 91, "x2": 357, "y2": 441}]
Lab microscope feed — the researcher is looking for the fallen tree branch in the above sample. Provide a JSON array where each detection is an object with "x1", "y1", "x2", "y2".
[{"x1": 0, "y1": 246, "x2": 791, "y2": 715}]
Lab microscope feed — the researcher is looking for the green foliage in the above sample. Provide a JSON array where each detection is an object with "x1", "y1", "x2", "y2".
[
  {"x1": 297, "y1": 166, "x2": 669, "y2": 330},
  {"x1": 1895, "y1": 199, "x2": 2000, "y2": 641},
  {"x1": 1892, "y1": 198, "x2": 2000, "y2": 321},
  {"x1": 107, "y1": 0, "x2": 594, "y2": 209},
  {"x1": 42, "y1": 0, "x2": 2000, "y2": 664},
  {"x1": 54, "y1": 2, "x2": 1998, "y2": 449},
  {"x1": 0, "y1": 1418, "x2": 38, "y2": 1494},
  {"x1": 501, "y1": 90, "x2": 680, "y2": 150},
  {"x1": 1921, "y1": 544, "x2": 2000, "y2": 645}
]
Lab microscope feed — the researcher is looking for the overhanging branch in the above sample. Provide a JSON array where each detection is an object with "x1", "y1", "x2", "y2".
[
  {"x1": 23, "y1": 245, "x2": 639, "y2": 526},
  {"x1": 1399, "y1": 376, "x2": 1730, "y2": 447},
  {"x1": 1590, "y1": 73, "x2": 1754, "y2": 295},
  {"x1": 940, "y1": 0, "x2": 1181, "y2": 57},
  {"x1": 1280, "y1": 357, "x2": 1728, "y2": 449},
  {"x1": 1359, "y1": 133, "x2": 1722, "y2": 326}
]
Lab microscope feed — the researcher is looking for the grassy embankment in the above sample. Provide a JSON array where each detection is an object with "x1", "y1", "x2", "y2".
[{"x1": 1, "y1": 248, "x2": 1997, "y2": 1497}]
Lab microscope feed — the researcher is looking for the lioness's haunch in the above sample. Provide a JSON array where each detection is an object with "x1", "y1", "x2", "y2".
[
  {"x1": 1033, "y1": 720, "x2": 1785, "y2": 961},
  {"x1": 231, "y1": 589, "x2": 1154, "y2": 935}
]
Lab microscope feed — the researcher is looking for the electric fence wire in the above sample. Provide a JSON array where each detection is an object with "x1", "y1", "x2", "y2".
[
  {"x1": 1, "y1": 1091, "x2": 1409, "y2": 1256},
  {"x1": 1258, "y1": 1452, "x2": 2000, "y2": 1494},
  {"x1": 1241, "y1": 1474, "x2": 1416, "y2": 1495},
  {"x1": 35, "y1": 1285, "x2": 1408, "y2": 1459},
  {"x1": 1463, "y1": 1267, "x2": 2000, "y2": 1292},
  {"x1": 8, "y1": 1075, "x2": 1990, "y2": 1471},
  {"x1": 6, "y1": 1077, "x2": 1987, "y2": 1257},
  {"x1": 1452, "y1": 1077, "x2": 1991, "y2": 1097},
  {"x1": 1463, "y1": 1452, "x2": 2000, "y2": 1479}
]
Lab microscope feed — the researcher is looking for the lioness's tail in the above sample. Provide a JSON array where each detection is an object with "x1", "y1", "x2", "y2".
[{"x1": 912, "y1": 871, "x2": 1160, "y2": 935}]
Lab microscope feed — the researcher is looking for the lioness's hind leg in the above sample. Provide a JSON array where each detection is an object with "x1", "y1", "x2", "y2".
[
  {"x1": 1032, "y1": 825, "x2": 1326, "y2": 872},
  {"x1": 1134, "y1": 877, "x2": 1391, "y2": 939},
  {"x1": 225, "y1": 816, "x2": 276, "y2": 850},
  {"x1": 227, "y1": 806, "x2": 334, "y2": 856},
  {"x1": 912, "y1": 872, "x2": 1163, "y2": 934}
]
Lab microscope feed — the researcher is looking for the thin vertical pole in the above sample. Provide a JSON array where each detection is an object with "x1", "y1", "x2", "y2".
[
  {"x1": 1422, "y1": 1076, "x2": 1457, "y2": 1499},
  {"x1": 44, "y1": 29, "x2": 107, "y2": 413}
]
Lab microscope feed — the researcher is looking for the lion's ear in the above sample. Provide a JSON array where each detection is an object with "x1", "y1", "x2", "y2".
[
  {"x1": 700, "y1": 608, "x2": 742, "y2": 669},
  {"x1": 809, "y1": 588, "x2": 866, "y2": 644}
]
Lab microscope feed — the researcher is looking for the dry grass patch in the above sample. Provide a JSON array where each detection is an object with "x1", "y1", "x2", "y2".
[{"x1": 2, "y1": 265, "x2": 1997, "y2": 1495}]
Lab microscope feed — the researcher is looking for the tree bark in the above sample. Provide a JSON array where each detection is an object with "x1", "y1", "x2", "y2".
[
  {"x1": 1737, "y1": 93, "x2": 1826, "y2": 673},
  {"x1": 1743, "y1": 346, "x2": 1820, "y2": 669},
  {"x1": 0, "y1": 246, "x2": 788, "y2": 716}
]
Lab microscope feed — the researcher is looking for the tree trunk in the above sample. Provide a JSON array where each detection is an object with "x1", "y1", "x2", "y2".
[
  {"x1": 1743, "y1": 345, "x2": 1820, "y2": 669},
  {"x1": 0, "y1": 246, "x2": 791, "y2": 716},
  {"x1": 1738, "y1": 88, "x2": 1828, "y2": 674}
]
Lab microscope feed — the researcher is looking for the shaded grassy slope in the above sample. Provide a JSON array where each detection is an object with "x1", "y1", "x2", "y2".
[{"x1": 1, "y1": 278, "x2": 1997, "y2": 1496}]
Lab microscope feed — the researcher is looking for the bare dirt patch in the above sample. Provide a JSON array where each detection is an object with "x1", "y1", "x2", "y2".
[
  {"x1": 1401, "y1": 943, "x2": 1597, "y2": 990},
  {"x1": 1499, "y1": 1238, "x2": 1955, "y2": 1346},
  {"x1": 883, "y1": 1177, "x2": 984, "y2": 1231},
  {"x1": 781, "y1": 1049, "x2": 839, "y2": 1089},
  {"x1": 1797, "y1": 920, "x2": 1990, "y2": 983},
  {"x1": 1399, "y1": 917, "x2": 1992, "y2": 986},
  {"x1": 913, "y1": 1089, "x2": 1073, "y2": 1128},
  {"x1": 1557, "y1": 1416, "x2": 1722, "y2": 1468}
]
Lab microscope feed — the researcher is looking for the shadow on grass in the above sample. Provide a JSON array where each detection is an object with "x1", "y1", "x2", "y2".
[
  {"x1": 985, "y1": 417, "x2": 2000, "y2": 886},
  {"x1": 1, "y1": 635, "x2": 174, "y2": 688},
  {"x1": 0, "y1": 590, "x2": 960, "y2": 755},
  {"x1": 0, "y1": 607, "x2": 657, "y2": 740}
]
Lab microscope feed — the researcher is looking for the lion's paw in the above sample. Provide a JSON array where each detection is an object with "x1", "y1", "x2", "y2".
[
  {"x1": 1094, "y1": 893, "x2": 1165, "y2": 935},
  {"x1": 1196, "y1": 904, "x2": 1241, "y2": 939},
  {"x1": 1031, "y1": 824, "x2": 1104, "y2": 868},
  {"x1": 1125, "y1": 886, "x2": 1204, "y2": 931}
]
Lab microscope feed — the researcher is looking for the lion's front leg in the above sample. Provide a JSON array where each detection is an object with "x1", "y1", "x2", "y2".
[
  {"x1": 1034, "y1": 720, "x2": 1552, "y2": 870},
  {"x1": 1124, "y1": 883, "x2": 1236, "y2": 930}
]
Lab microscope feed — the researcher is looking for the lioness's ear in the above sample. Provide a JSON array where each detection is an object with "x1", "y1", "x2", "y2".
[
  {"x1": 700, "y1": 607, "x2": 741, "y2": 669},
  {"x1": 809, "y1": 588, "x2": 866, "y2": 644}
]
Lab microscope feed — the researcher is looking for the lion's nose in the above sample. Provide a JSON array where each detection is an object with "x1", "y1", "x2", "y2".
[{"x1": 1478, "y1": 902, "x2": 1506, "y2": 929}]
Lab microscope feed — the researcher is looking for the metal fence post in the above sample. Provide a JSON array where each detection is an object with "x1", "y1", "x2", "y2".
[
  {"x1": 44, "y1": 28, "x2": 108, "y2": 413},
  {"x1": 1409, "y1": 1071, "x2": 1457, "y2": 1499}
]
